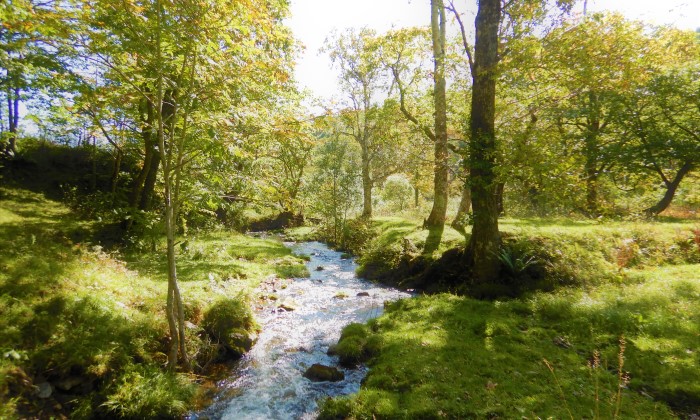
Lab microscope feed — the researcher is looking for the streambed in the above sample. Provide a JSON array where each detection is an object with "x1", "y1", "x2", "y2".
[{"x1": 196, "y1": 240, "x2": 410, "y2": 419}]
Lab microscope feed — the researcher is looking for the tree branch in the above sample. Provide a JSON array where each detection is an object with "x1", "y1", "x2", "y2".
[{"x1": 447, "y1": 1, "x2": 475, "y2": 76}]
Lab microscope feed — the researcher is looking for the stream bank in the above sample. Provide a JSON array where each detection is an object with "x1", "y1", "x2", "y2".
[{"x1": 195, "y1": 240, "x2": 409, "y2": 419}]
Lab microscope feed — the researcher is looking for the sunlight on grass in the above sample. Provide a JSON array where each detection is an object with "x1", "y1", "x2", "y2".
[{"x1": 0, "y1": 187, "x2": 308, "y2": 418}]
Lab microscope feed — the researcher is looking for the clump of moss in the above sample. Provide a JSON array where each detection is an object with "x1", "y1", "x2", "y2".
[
  {"x1": 335, "y1": 323, "x2": 383, "y2": 367},
  {"x1": 201, "y1": 297, "x2": 259, "y2": 360}
]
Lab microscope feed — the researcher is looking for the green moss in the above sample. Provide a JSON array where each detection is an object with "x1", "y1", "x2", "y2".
[
  {"x1": 334, "y1": 323, "x2": 385, "y2": 367},
  {"x1": 201, "y1": 298, "x2": 259, "y2": 358},
  {"x1": 321, "y1": 267, "x2": 700, "y2": 418},
  {"x1": 0, "y1": 186, "x2": 300, "y2": 418}
]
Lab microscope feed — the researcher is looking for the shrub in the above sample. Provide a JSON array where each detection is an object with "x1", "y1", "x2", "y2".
[{"x1": 100, "y1": 365, "x2": 195, "y2": 419}]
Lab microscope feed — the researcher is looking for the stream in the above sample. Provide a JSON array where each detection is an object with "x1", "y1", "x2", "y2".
[{"x1": 196, "y1": 240, "x2": 410, "y2": 419}]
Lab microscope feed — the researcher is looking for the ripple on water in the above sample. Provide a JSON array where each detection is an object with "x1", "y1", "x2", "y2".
[{"x1": 193, "y1": 241, "x2": 409, "y2": 420}]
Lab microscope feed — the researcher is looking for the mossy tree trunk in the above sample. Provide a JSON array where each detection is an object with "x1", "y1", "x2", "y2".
[
  {"x1": 451, "y1": 183, "x2": 471, "y2": 232},
  {"x1": 361, "y1": 143, "x2": 373, "y2": 218},
  {"x1": 466, "y1": 0, "x2": 501, "y2": 283},
  {"x1": 425, "y1": 0, "x2": 449, "y2": 229}
]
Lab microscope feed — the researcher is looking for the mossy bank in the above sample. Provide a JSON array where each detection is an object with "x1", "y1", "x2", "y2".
[
  {"x1": 0, "y1": 187, "x2": 308, "y2": 418},
  {"x1": 320, "y1": 216, "x2": 699, "y2": 418}
]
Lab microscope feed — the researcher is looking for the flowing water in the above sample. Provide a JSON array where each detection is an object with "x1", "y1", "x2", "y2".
[{"x1": 196, "y1": 240, "x2": 410, "y2": 420}]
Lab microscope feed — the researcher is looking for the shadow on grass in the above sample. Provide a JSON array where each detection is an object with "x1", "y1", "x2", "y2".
[
  {"x1": 341, "y1": 277, "x2": 699, "y2": 418},
  {"x1": 0, "y1": 195, "x2": 164, "y2": 416},
  {"x1": 423, "y1": 224, "x2": 444, "y2": 255}
]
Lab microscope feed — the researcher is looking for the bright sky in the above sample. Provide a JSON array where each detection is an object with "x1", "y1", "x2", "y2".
[{"x1": 286, "y1": 0, "x2": 700, "y2": 101}]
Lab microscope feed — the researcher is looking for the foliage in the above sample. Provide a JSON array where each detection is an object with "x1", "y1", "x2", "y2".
[
  {"x1": 100, "y1": 365, "x2": 195, "y2": 419},
  {"x1": 307, "y1": 135, "x2": 362, "y2": 246},
  {"x1": 380, "y1": 174, "x2": 414, "y2": 212}
]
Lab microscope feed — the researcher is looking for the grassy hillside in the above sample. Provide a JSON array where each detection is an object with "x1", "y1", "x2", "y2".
[
  {"x1": 321, "y1": 216, "x2": 700, "y2": 418},
  {"x1": 0, "y1": 187, "x2": 307, "y2": 418}
]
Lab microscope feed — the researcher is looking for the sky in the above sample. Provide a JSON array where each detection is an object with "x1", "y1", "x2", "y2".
[{"x1": 286, "y1": 0, "x2": 700, "y2": 101}]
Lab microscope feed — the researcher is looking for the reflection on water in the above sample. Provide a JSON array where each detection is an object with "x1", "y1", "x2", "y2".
[{"x1": 196, "y1": 241, "x2": 409, "y2": 420}]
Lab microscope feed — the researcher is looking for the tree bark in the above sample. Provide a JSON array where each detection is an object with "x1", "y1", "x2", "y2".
[
  {"x1": 127, "y1": 96, "x2": 155, "y2": 223},
  {"x1": 110, "y1": 148, "x2": 123, "y2": 205},
  {"x1": 584, "y1": 91, "x2": 602, "y2": 217},
  {"x1": 466, "y1": 0, "x2": 501, "y2": 283},
  {"x1": 414, "y1": 182, "x2": 420, "y2": 208},
  {"x1": 6, "y1": 86, "x2": 19, "y2": 154},
  {"x1": 139, "y1": 146, "x2": 160, "y2": 210},
  {"x1": 361, "y1": 144, "x2": 373, "y2": 218},
  {"x1": 425, "y1": 0, "x2": 449, "y2": 229},
  {"x1": 495, "y1": 182, "x2": 505, "y2": 215},
  {"x1": 451, "y1": 183, "x2": 471, "y2": 233},
  {"x1": 644, "y1": 161, "x2": 693, "y2": 216}
]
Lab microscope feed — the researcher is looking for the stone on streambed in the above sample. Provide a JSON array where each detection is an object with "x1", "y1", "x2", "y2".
[
  {"x1": 356, "y1": 292, "x2": 370, "y2": 297},
  {"x1": 303, "y1": 364, "x2": 344, "y2": 382},
  {"x1": 277, "y1": 299, "x2": 298, "y2": 311}
]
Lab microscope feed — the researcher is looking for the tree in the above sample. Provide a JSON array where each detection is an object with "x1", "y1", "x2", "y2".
[
  {"x1": 308, "y1": 134, "x2": 361, "y2": 246},
  {"x1": 542, "y1": 13, "x2": 653, "y2": 216},
  {"x1": 252, "y1": 97, "x2": 315, "y2": 215},
  {"x1": 325, "y1": 28, "x2": 389, "y2": 218},
  {"x1": 379, "y1": 22, "x2": 452, "y2": 228},
  {"x1": 426, "y1": 0, "x2": 450, "y2": 228},
  {"x1": 466, "y1": 0, "x2": 501, "y2": 282},
  {"x1": 617, "y1": 62, "x2": 700, "y2": 216},
  {"x1": 449, "y1": 0, "x2": 576, "y2": 281},
  {"x1": 85, "y1": 0, "x2": 294, "y2": 369},
  {"x1": 381, "y1": 174, "x2": 414, "y2": 212},
  {"x1": 0, "y1": 0, "x2": 77, "y2": 155}
]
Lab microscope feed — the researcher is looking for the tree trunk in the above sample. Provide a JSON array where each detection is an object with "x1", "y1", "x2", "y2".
[
  {"x1": 451, "y1": 183, "x2": 471, "y2": 232},
  {"x1": 644, "y1": 161, "x2": 693, "y2": 216},
  {"x1": 140, "y1": 146, "x2": 160, "y2": 210},
  {"x1": 495, "y1": 182, "x2": 505, "y2": 215},
  {"x1": 6, "y1": 87, "x2": 19, "y2": 154},
  {"x1": 110, "y1": 148, "x2": 123, "y2": 202},
  {"x1": 425, "y1": 0, "x2": 449, "y2": 229},
  {"x1": 361, "y1": 145, "x2": 372, "y2": 218},
  {"x1": 90, "y1": 136, "x2": 98, "y2": 192},
  {"x1": 584, "y1": 92, "x2": 601, "y2": 217},
  {"x1": 125, "y1": 97, "x2": 155, "y2": 231},
  {"x1": 414, "y1": 183, "x2": 420, "y2": 208},
  {"x1": 466, "y1": 0, "x2": 501, "y2": 283}
]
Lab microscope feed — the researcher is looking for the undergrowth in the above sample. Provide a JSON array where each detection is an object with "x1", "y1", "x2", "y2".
[
  {"x1": 319, "y1": 216, "x2": 699, "y2": 418},
  {"x1": 0, "y1": 186, "x2": 307, "y2": 418}
]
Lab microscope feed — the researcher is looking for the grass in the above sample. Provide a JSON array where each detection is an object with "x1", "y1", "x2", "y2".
[
  {"x1": 322, "y1": 271, "x2": 699, "y2": 418},
  {"x1": 0, "y1": 186, "x2": 308, "y2": 418},
  {"x1": 319, "y1": 215, "x2": 699, "y2": 418},
  {"x1": 355, "y1": 215, "x2": 699, "y2": 292}
]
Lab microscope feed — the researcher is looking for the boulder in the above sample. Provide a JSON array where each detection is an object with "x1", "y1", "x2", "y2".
[
  {"x1": 278, "y1": 299, "x2": 298, "y2": 311},
  {"x1": 356, "y1": 292, "x2": 370, "y2": 297},
  {"x1": 36, "y1": 382, "x2": 52, "y2": 399},
  {"x1": 55, "y1": 376, "x2": 83, "y2": 392},
  {"x1": 303, "y1": 364, "x2": 344, "y2": 382},
  {"x1": 223, "y1": 329, "x2": 257, "y2": 358},
  {"x1": 201, "y1": 298, "x2": 258, "y2": 361}
]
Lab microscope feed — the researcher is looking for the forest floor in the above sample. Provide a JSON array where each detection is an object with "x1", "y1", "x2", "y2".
[
  {"x1": 2, "y1": 184, "x2": 698, "y2": 418},
  {"x1": 318, "y1": 216, "x2": 700, "y2": 419},
  {"x1": 0, "y1": 186, "x2": 307, "y2": 418}
]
